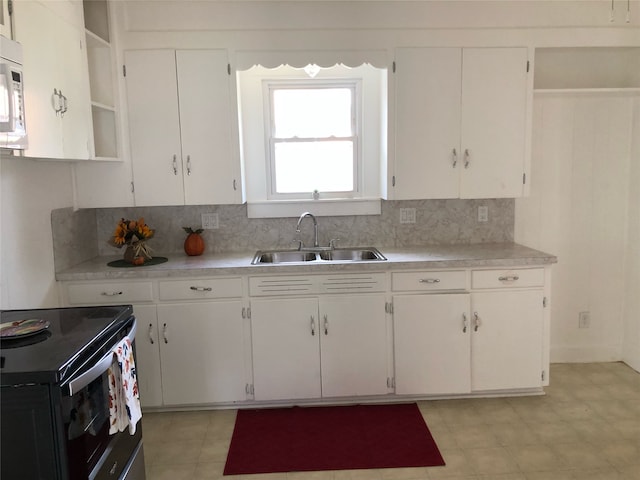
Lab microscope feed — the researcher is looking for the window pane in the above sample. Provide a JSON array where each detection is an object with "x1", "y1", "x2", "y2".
[
  {"x1": 273, "y1": 88, "x2": 352, "y2": 138},
  {"x1": 274, "y1": 141, "x2": 354, "y2": 193}
]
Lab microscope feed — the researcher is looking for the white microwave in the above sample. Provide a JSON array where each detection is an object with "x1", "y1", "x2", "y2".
[{"x1": 0, "y1": 35, "x2": 27, "y2": 150}]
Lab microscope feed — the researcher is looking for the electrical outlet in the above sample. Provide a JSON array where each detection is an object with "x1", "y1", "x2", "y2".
[
  {"x1": 400, "y1": 208, "x2": 416, "y2": 224},
  {"x1": 478, "y1": 206, "x2": 489, "y2": 222},
  {"x1": 201, "y1": 213, "x2": 219, "y2": 229},
  {"x1": 578, "y1": 311, "x2": 590, "y2": 328}
]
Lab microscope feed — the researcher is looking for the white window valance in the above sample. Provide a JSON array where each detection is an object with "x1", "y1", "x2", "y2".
[{"x1": 234, "y1": 50, "x2": 389, "y2": 71}]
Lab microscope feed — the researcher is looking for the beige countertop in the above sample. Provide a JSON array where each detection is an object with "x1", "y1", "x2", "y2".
[{"x1": 56, "y1": 243, "x2": 557, "y2": 282}]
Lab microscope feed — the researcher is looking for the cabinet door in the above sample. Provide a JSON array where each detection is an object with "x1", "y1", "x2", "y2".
[
  {"x1": 393, "y1": 48, "x2": 461, "y2": 200},
  {"x1": 460, "y1": 48, "x2": 528, "y2": 199},
  {"x1": 125, "y1": 50, "x2": 184, "y2": 205},
  {"x1": 14, "y1": 0, "x2": 91, "y2": 160},
  {"x1": 157, "y1": 301, "x2": 246, "y2": 405},
  {"x1": 58, "y1": 21, "x2": 92, "y2": 159},
  {"x1": 471, "y1": 290, "x2": 543, "y2": 391},
  {"x1": 394, "y1": 293, "x2": 471, "y2": 395},
  {"x1": 319, "y1": 295, "x2": 388, "y2": 398},
  {"x1": 176, "y1": 50, "x2": 241, "y2": 205},
  {"x1": 132, "y1": 304, "x2": 163, "y2": 408},
  {"x1": 14, "y1": 0, "x2": 64, "y2": 158},
  {"x1": 250, "y1": 297, "x2": 321, "y2": 401}
]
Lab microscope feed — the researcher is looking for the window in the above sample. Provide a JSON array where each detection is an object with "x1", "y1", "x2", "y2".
[
  {"x1": 237, "y1": 63, "x2": 387, "y2": 218},
  {"x1": 267, "y1": 83, "x2": 359, "y2": 198}
]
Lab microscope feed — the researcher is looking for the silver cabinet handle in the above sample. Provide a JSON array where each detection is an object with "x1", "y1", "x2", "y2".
[
  {"x1": 419, "y1": 278, "x2": 441, "y2": 284},
  {"x1": 148, "y1": 323, "x2": 155, "y2": 345},
  {"x1": 101, "y1": 291, "x2": 123, "y2": 296},
  {"x1": 324, "y1": 314, "x2": 329, "y2": 335},
  {"x1": 462, "y1": 313, "x2": 468, "y2": 333},
  {"x1": 464, "y1": 148, "x2": 470, "y2": 168},
  {"x1": 60, "y1": 92, "x2": 68, "y2": 117},
  {"x1": 172, "y1": 154, "x2": 178, "y2": 175},
  {"x1": 473, "y1": 312, "x2": 481, "y2": 332},
  {"x1": 498, "y1": 275, "x2": 520, "y2": 282},
  {"x1": 52, "y1": 88, "x2": 62, "y2": 115},
  {"x1": 452, "y1": 148, "x2": 458, "y2": 168},
  {"x1": 233, "y1": 179, "x2": 237, "y2": 191},
  {"x1": 310, "y1": 315, "x2": 316, "y2": 336},
  {"x1": 186, "y1": 155, "x2": 192, "y2": 175},
  {"x1": 163, "y1": 323, "x2": 168, "y2": 343},
  {"x1": 190, "y1": 286, "x2": 212, "y2": 292}
]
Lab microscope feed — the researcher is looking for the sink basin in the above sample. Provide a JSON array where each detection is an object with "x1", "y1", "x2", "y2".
[
  {"x1": 318, "y1": 248, "x2": 386, "y2": 262},
  {"x1": 251, "y1": 247, "x2": 386, "y2": 265},
  {"x1": 252, "y1": 251, "x2": 317, "y2": 264}
]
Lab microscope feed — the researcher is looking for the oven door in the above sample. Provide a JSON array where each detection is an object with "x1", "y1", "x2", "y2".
[{"x1": 60, "y1": 318, "x2": 142, "y2": 480}]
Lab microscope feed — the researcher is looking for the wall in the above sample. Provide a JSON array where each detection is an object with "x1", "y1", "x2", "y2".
[
  {"x1": 622, "y1": 98, "x2": 640, "y2": 371},
  {"x1": 515, "y1": 92, "x2": 638, "y2": 363},
  {"x1": 51, "y1": 198, "x2": 514, "y2": 268},
  {"x1": 0, "y1": 156, "x2": 75, "y2": 309}
]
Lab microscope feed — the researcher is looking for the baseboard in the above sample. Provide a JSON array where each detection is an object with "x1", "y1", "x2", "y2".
[
  {"x1": 623, "y1": 341, "x2": 640, "y2": 373},
  {"x1": 550, "y1": 345, "x2": 622, "y2": 363}
]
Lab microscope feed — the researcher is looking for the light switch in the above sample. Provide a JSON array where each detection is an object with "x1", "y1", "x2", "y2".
[
  {"x1": 400, "y1": 208, "x2": 416, "y2": 224},
  {"x1": 478, "y1": 206, "x2": 488, "y2": 222},
  {"x1": 201, "y1": 213, "x2": 219, "y2": 229}
]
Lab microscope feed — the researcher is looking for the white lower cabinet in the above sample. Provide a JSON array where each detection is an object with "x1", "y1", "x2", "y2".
[
  {"x1": 250, "y1": 294, "x2": 388, "y2": 402},
  {"x1": 319, "y1": 295, "x2": 389, "y2": 398},
  {"x1": 392, "y1": 268, "x2": 547, "y2": 395},
  {"x1": 393, "y1": 293, "x2": 471, "y2": 395},
  {"x1": 61, "y1": 263, "x2": 549, "y2": 407},
  {"x1": 156, "y1": 301, "x2": 247, "y2": 405},
  {"x1": 470, "y1": 290, "x2": 544, "y2": 391},
  {"x1": 134, "y1": 301, "x2": 247, "y2": 407},
  {"x1": 251, "y1": 297, "x2": 321, "y2": 401},
  {"x1": 131, "y1": 304, "x2": 163, "y2": 408}
]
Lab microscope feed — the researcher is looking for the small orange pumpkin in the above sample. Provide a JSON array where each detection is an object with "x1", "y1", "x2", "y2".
[{"x1": 183, "y1": 227, "x2": 205, "y2": 256}]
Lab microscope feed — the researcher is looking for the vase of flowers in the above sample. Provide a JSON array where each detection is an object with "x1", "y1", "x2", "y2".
[{"x1": 109, "y1": 217, "x2": 155, "y2": 265}]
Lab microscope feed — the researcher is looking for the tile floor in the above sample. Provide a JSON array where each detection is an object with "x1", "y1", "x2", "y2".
[{"x1": 142, "y1": 362, "x2": 640, "y2": 480}]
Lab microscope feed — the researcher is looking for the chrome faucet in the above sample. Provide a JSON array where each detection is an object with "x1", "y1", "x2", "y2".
[{"x1": 296, "y1": 212, "x2": 319, "y2": 248}]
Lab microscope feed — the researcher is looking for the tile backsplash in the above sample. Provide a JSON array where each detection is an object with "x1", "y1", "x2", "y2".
[{"x1": 52, "y1": 199, "x2": 513, "y2": 271}]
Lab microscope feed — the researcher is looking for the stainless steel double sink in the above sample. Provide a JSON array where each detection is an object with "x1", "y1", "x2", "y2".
[{"x1": 251, "y1": 247, "x2": 387, "y2": 265}]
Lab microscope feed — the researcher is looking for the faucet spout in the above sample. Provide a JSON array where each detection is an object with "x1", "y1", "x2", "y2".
[{"x1": 296, "y1": 212, "x2": 319, "y2": 248}]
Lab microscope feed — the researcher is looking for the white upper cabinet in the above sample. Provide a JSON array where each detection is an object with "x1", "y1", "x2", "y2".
[
  {"x1": 393, "y1": 47, "x2": 530, "y2": 199},
  {"x1": 124, "y1": 49, "x2": 242, "y2": 206},
  {"x1": 0, "y1": 0, "x2": 10, "y2": 37},
  {"x1": 13, "y1": 0, "x2": 92, "y2": 160}
]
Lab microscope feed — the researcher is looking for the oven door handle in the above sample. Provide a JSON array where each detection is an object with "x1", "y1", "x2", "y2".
[{"x1": 66, "y1": 319, "x2": 137, "y2": 396}]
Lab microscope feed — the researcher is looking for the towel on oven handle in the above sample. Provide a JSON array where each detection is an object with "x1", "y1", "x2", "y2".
[{"x1": 108, "y1": 336, "x2": 142, "y2": 435}]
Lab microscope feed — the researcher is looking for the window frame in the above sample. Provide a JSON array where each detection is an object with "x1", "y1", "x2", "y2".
[
  {"x1": 264, "y1": 79, "x2": 362, "y2": 201},
  {"x1": 236, "y1": 63, "x2": 387, "y2": 218}
]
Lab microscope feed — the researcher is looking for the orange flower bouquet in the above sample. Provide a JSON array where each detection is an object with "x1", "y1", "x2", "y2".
[{"x1": 109, "y1": 218, "x2": 154, "y2": 264}]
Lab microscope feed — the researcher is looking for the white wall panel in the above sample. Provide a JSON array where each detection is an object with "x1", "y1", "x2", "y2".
[
  {"x1": 515, "y1": 92, "x2": 637, "y2": 364},
  {"x1": 622, "y1": 98, "x2": 640, "y2": 371},
  {"x1": 0, "y1": 158, "x2": 74, "y2": 309}
]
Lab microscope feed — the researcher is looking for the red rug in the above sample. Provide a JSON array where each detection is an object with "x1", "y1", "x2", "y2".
[{"x1": 223, "y1": 403, "x2": 445, "y2": 475}]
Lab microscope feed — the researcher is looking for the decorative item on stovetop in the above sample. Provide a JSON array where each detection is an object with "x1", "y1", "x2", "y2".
[
  {"x1": 108, "y1": 217, "x2": 155, "y2": 265},
  {"x1": 183, "y1": 226, "x2": 205, "y2": 256}
]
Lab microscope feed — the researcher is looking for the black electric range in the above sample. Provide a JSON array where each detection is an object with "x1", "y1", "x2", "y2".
[{"x1": 0, "y1": 305, "x2": 146, "y2": 480}]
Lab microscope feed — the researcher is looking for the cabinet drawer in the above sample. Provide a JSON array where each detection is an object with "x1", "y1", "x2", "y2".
[
  {"x1": 471, "y1": 268, "x2": 544, "y2": 289},
  {"x1": 66, "y1": 282, "x2": 154, "y2": 305},
  {"x1": 250, "y1": 276, "x2": 318, "y2": 296},
  {"x1": 392, "y1": 270, "x2": 466, "y2": 291},
  {"x1": 158, "y1": 277, "x2": 242, "y2": 301},
  {"x1": 319, "y1": 273, "x2": 387, "y2": 294}
]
